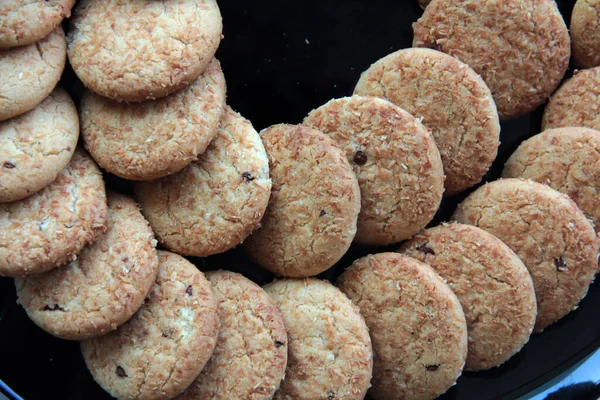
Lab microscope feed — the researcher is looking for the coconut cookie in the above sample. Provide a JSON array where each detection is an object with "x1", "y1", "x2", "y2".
[
  {"x1": 0, "y1": 26, "x2": 66, "y2": 121},
  {"x1": 354, "y1": 48, "x2": 499, "y2": 195},
  {"x1": 264, "y1": 278, "x2": 372, "y2": 400},
  {"x1": 571, "y1": 0, "x2": 600, "y2": 68},
  {"x1": 413, "y1": 0, "x2": 570, "y2": 120},
  {"x1": 81, "y1": 58, "x2": 226, "y2": 180},
  {"x1": 400, "y1": 223, "x2": 537, "y2": 371},
  {"x1": 177, "y1": 270, "x2": 287, "y2": 400},
  {"x1": 0, "y1": 87, "x2": 78, "y2": 203},
  {"x1": 81, "y1": 251, "x2": 220, "y2": 400},
  {"x1": 303, "y1": 96, "x2": 444, "y2": 244},
  {"x1": 453, "y1": 179, "x2": 599, "y2": 332},
  {"x1": 0, "y1": 150, "x2": 107, "y2": 277},
  {"x1": 67, "y1": 0, "x2": 223, "y2": 102},
  {"x1": 0, "y1": 0, "x2": 75, "y2": 49},
  {"x1": 337, "y1": 253, "x2": 468, "y2": 400},
  {"x1": 244, "y1": 124, "x2": 361, "y2": 277}
]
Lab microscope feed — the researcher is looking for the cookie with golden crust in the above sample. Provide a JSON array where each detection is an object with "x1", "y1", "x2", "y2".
[
  {"x1": 244, "y1": 124, "x2": 361, "y2": 277},
  {"x1": 453, "y1": 179, "x2": 600, "y2": 332},
  {"x1": 571, "y1": 0, "x2": 600, "y2": 68},
  {"x1": 67, "y1": 0, "x2": 222, "y2": 102},
  {"x1": 0, "y1": 149, "x2": 107, "y2": 277},
  {"x1": 263, "y1": 278, "x2": 372, "y2": 400},
  {"x1": 81, "y1": 251, "x2": 220, "y2": 400},
  {"x1": 337, "y1": 253, "x2": 468, "y2": 400}
]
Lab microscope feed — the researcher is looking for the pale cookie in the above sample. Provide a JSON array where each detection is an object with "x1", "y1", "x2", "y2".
[
  {"x1": 453, "y1": 179, "x2": 600, "y2": 332},
  {"x1": 0, "y1": 87, "x2": 78, "y2": 203},
  {"x1": 244, "y1": 124, "x2": 361, "y2": 277},
  {"x1": 0, "y1": 0, "x2": 75, "y2": 48},
  {"x1": 337, "y1": 253, "x2": 468, "y2": 400},
  {"x1": 0, "y1": 149, "x2": 107, "y2": 277},
  {"x1": 80, "y1": 251, "x2": 220, "y2": 400},
  {"x1": 81, "y1": 58, "x2": 226, "y2": 180},
  {"x1": 136, "y1": 107, "x2": 271, "y2": 257},
  {"x1": 303, "y1": 96, "x2": 444, "y2": 244},
  {"x1": 15, "y1": 193, "x2": 158, "y2": 340},
  {"x1": 571, "y1": 0, "x2": 600, "y2": 68},
  {"x1": 177, "y1": 270, "x2": 287, "y2": 400},
  {"x1": 67, "y1": 0, "x2": 223, "y2": 102},
  {"x1": 354, "y1": 49, "x2": 499, "y2": 195},
  {"x1": 400, "y1": 223, "x2": 537, "y2": 371},
  {"x1": 413, "y1": 0, "x2": 570, "y2": 120},
  {"x1": 263, "y1": 278, "x2": 372, "y2": 400},
  {"x1": 0, "y1": 26, "x2": 66, "y2": 121}
]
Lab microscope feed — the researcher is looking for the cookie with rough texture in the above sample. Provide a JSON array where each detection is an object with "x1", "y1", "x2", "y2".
[
  {"x1": 453, "y1": 179, "x2": 599, "y2": 332},
  {"x1": 67, "y1": 0, "x2": 223, "y2": 102},
  {"x1": 177, "y1": 270, "x2": 287, "y2": 400},
  {"x1": 503, "y1": 127, "x2": 600, "y2": 229},
  {"x1": 0, "y1": 0, "x2": 75, "y2": 48},
  {"x1": 303, "y1": 96, "x2": 444, "y2": 244},
  {"x1": 0, "y1": 87, "x2": 78, "y2": 203},
  {"x1": 81, "y1": 58, "x2": 226, "y2": 180},
  {"x1": 354, "y1": 49, "x2": 499, "y2": 195},
  {"x1": 81, "y1": 251, "x2": 220, "y2": 400},
  {"x1": 0, "y1": 149, "x2": 107, "y2": 277},
  {"x1": 571, "y1": 0, "x2": 600, "y2": 68},
  {"x1": 413, "y1": 0, "x2": 570, "y2": 120},
  {"x1": 15, "y1": 193, "x2": 158, "y2": 340},
  {"x1": 136, "y1": 107, "x2": 271, "y2": 257},
  {"x1": 400, "y1": 223, "x2": 537, "y2": 371},
  {"x1": 244, "y1": 124, "x2": 361, "y2": 277},
  {"x1": 337, "y1": 253, "x2": 468, "y2": 400},
  {"x1": 263, "y1": 278, "x2": 372, "y2": 400},
  {"x1": 0, "y1": 26, "x2": 65, "y2": 121}
]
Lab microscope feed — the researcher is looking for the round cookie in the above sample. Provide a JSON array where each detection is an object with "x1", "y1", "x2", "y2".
[
  {"x1": 0, "y1": 26, "x2": 66, "y2": 121},
  {"x1": 337, "y1": 253, "x2": 468, "y2": 400},
  {"x1": 80, "y1": 251, "x2": 220, "y2": 400},
  {"x1": 15, "y1": 193, "x2": 158, "y2": 340},
  {"x1": 0, "y1": 0, "x2": 75, "y2": 48},
  {"x1": 135, "y1": 107, "x2": 271, "y2": 257},
  {"x1": 452, "y1": 179, "x2": 600, "y2": 332},
  {"x1": 0, "y1": 87, "x2": 78, "y2": 203},
  {"x1": 503, "y1": 127, "x2": 600, "y2": 229},
  {"x1": 81, "y1": 58, "x2": 226, "y2": 181},
  {"x1": 263, "y1": 278, "x2": 372, "y2": 400},
  {"x1": 399, "y1": 223, "x2": 537, "y2": 371},
  {"x1": 571, "y1": 0, "x2": 600, "y2": 68},
  {"x1": 244, "y1": 124, "x2": 361, "y2": 277},
  {"x1": 0, "y1": 149, "x2": 107, "y2": 277},
  {"x1": 413, "y1": 0, "x2": 570, "y2": 120},
  {"x1": 353, "y1": 49, "x2": 499, "y2": 195},
  {"x1": 67, "y1": 0, "x2": 223, "y2": 102},
  {"x1": 303, "y1": 96, "x2": 444, "y2": 244},
  {"x1": 176, "y1": 270, "x2": 287, "y2": 400}
]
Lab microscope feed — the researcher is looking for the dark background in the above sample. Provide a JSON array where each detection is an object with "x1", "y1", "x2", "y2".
[{"x1": 2, "y1": 0, "x2": 599, "y2": 399}]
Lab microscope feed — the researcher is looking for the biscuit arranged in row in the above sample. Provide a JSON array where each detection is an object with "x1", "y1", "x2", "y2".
[{"x1": 571, "y1": 0, "x2": 600, "y2": 68}]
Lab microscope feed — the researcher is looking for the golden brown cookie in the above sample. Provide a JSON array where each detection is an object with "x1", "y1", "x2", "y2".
[{"x1": 571, "y1": 0, "x2": 600, "y2": 68}]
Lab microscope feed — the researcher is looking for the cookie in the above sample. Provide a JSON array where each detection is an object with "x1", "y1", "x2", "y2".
[
  {"x1": 452, "y1": 179, "x2": 600, "y2": 332},
  {"x1": 135, "y1": 107, "x2": 271, "y2": 257},
  {"x1": 244, "y1": 124, "x2": 361, "y2": 277},
  {"x1": 15, "y1": 193, "x2": 158, "y2": 340},
  {"x1": 542, "y1": 67, "x2": 600, "y2": 131},
  {"x1": 571, "y1": 0, "x2": 600, "y2": 68},
  {"x1": 0, "y1": 149, "x2": 107, "y2": 277},
  {"x1": 80, "y1": 250, "x2": 220, "y2": 400},
  {"x1": 0, "y1": 0, "x2": 75, "y2": 48},
  {"x1": 303, "y1": 96, "x2": 444, "y2": 244},
  {"x1": 337, "y1": 253, "x2": 468, "y2": 400},
  {"x1": 413, "y1": 0, "x2": 570, "y2": 120},
  {"x1": 503, "y1": 127, "x2": 600, "y2": 230},
  {"x1": 0, "y1": 87, "x2": 78, "y2": 203},
  {"x1": 67, "y1": 0, "x2": 223, "y2": 102},
  {"x1": 0, "y1": 26, "x2": 66, "y2": 121},
  {"x1": 81, "y1": 58, "x2": 226, "y2": 181},
  {"x1": 263, "y1": 278, "x2": 372, "y2": 400},
  {"x1": 177, "y1": 270, "x2": 287, "y2": 400},
  {"x1": 353, "y1": 48, "x2": 499, "y2": 195},
  {"x1": 399, "y1": 223, "x2": 537, "y2": 371}
]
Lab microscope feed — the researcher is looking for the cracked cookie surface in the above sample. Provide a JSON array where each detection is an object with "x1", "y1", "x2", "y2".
[{"x1": 571, "y1": 0, "x2": 600, "y2": 68}]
